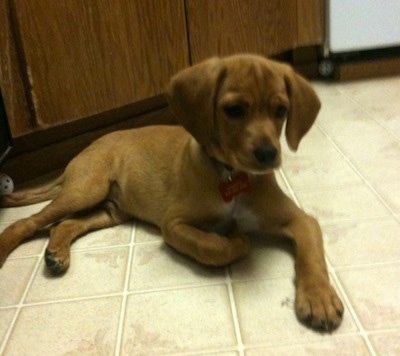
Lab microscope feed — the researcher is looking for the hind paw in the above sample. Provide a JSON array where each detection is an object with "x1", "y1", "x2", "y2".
[{"x1": 45, "y1": 248, "x2": 70, "y2": 274}]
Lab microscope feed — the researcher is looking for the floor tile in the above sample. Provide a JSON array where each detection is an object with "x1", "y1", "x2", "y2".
[
  {"x1": 315, "y1": 87, "x2": 400, "y2": 164},
  {"x1": 369, "y1": 330, "x2": 400, "y2": 356},
  {"x1": 319, "y1": 111, "x2": 400, "y2": 174},
  {"x1": 0, "y1": 308, "x2": 16, "y2": 346},
  {"x1": 245, "y1": 335, "x2": 370, "y2": 355},
  {"x1": 0, "y1": 202, "x2": 48, "y2": 223},
  {"x1": 71, "y1": 222, "x2": 133, "y2": 250},
  {"x1": 230, "y1": 237, "x2": 294, "y2": 281},
  {"x1": 373, "y1": 181, "x2": 400, "y2": 213},
  {"x1": 129, "y1": 241, "x2": 226, "y2": 291},
  {"x1": 283, "y1": 124, "x2": 333, "y2": 155},
  {"x1": 350, "y1": 142, "x2": 400, "y2": 184},
  {"x1": 323, "y1": 218, "x2": 400, "y2": 267},
  {"x1": 315, "y1": 87, "x2": 370, "y2": 138},
  {"x1": 282, "y1": 154, "x2": 362, "y2": 190},
  {"x1": 122, "y1": 285, "x2": 237, "y2": 355},
  {"x1": 338, "y1": 264, "x2": 400, "y2": 330},
  {"x1": 281, "y1": 126, "x2": 362, "y2": 190},
  {"x1": 0, "y1": 223, "x2": 47, "y2": 259},
  {"x1": 0, "y1": 257, "x2": 38, "y2": 306},
  {"x1": 233, "y1": 278, "x2": 356, "y2": 347},
  {"x1": 25, "y1": 247, "x2": 128, "y2": 302},
  {"x1": 4, "y1": 297, "x2": 121, "y2": 355},
  {"x1": 295, "y1": 185, "x2": 390, "y2": 224},
  {"x1": 134, "y1": 221, "x2": 163, "y2": 243},
  {"x1": 338, "y1": 78, "x2": 400, "y2": 132}
]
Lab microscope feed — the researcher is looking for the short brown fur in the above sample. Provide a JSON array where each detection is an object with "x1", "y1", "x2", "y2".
[{"x1": 0, "y1": 55, "x2": 343, "y2": 331}]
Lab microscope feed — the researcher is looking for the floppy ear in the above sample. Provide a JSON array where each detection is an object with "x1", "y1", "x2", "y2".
[
  {"x1": 283, "y1": 66, "x2": 321, "y2": 151},
  {"x1": 166, "y1": 58, "x2": 226, "y2": 144}
]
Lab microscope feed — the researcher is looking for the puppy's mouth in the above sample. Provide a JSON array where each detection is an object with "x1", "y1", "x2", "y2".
[
  {"x1": 227, "y1": 148, "x2": 281, "y2": 175},
  {"x1": 234, "y1": 155, "x2": 281, "y2": 175},
  {"x1": 205, "y1": 141, "x2": 281, "y2": 174}
]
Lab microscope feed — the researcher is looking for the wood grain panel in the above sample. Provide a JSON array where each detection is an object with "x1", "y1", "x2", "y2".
[
  {"x1": 297, "y1": 0, "x2": 324, "y2": 46},
  {"x1": 186, "y1": 0, "x2": 297, "y2": 63},
  {"x1": 0, "y1": 0, "x2": 33, "y2": 136},
  {"x1": 11, "y1": 0, "x2": 189, "y2": 127}
]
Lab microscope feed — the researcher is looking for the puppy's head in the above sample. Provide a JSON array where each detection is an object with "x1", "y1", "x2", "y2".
[{"x1": 167, "y1": 54, "x2": 320, "y2": 174}]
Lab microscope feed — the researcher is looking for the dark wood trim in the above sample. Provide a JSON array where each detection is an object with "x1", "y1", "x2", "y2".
[
  {"x1": 291, "y1": 47, "x2": 321, "y2": 79},
  {"x1": 336, "y1": 56, "x2": 400, "y2": 80},
  {"x1": 9, "y1": 95, "x2": 168, "y2": 156},
  {"x1": 3, "y1": 104, "x2": 178, "y2": 185}
]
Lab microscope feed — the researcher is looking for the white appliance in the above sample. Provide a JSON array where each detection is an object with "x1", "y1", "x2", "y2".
[{"x1": 325, "y1": 0, "x2": 400, "y2": 54}]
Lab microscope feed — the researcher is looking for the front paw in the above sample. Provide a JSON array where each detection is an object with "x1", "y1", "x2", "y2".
[{"x1": 295, "y1": 280, "x2": 344, "y2": 331}]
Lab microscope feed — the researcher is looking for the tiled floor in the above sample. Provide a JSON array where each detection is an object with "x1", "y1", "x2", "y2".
[{"x1": 1, "y1": 76, "x2": 400, "y2": 355}]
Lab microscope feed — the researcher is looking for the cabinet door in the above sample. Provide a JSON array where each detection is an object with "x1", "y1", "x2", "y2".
[
  {"x1": 297, "y1": 0, "x2": 324, "y2": 46},
  {"x1": 186, "y1": 0, "x2": 297, "y2": 63},
  {"x1": 10, "y1": 0, "x2": 188, "y2": 130}
]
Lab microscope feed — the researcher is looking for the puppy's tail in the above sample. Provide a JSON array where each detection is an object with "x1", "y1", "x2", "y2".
[{"x1": 0, "y1": 176, "x2": 63, "y2": 207}]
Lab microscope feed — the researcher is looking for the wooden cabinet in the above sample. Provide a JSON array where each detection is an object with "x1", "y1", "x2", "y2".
[
  {"x1": 186, "y1": 0, "x2": 297, "y2": 63},
  {"x1": 1, "y1": 0, "x2": 189, "y2": 137},
  {"x1": 0, "y1": 0, "x2": 324, "y2": 182},
  {"x1": 186, "y1": 0, "x2": 323, "y2": 63}
]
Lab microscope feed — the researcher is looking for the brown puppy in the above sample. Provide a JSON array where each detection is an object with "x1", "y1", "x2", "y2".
[{"x1": 0, "y1": 54, "x2": 343, "y2": 330}]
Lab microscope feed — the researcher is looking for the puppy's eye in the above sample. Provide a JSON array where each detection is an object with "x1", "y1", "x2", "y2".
[
  {"x1": 275, "y1": 105, "x2": 288, "y2": 119},
  {"x1": 224, "y1": 104, "x2": 246, "y2": 119}
]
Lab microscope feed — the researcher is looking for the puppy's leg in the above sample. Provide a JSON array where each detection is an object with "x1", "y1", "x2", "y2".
[
  {"x1": 0, "y1": 200, "x2": 71, "y2": 267},
  {"x1": 284, "y1": 211, "x2": 344, "y2": 330},
  {"x1": 45, "y1": 207, "x2": 127, "y2": 274},
  {"x1": 0, "y1": 178, "x2": 110, "y2": 267},
  {"x1": 162, "y1": 222, "x2": 251, "y2": 266}
]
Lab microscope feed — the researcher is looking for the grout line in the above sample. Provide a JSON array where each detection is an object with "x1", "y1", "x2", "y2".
[
  {"x1": 314, "y1": 215, "x2": 391, "y2": 227},
  {"x1": 1, "y1": 280, "x2": 231, "y2": 311},
  {"x1": 7, "y1": 252, "x2": 44, "y2": 262},
  {"x1": 126, "y1": 280, "x2": 229, "y2": 296},
  {"x1": 278, "y1": 168, "x2": 336, "y2": 274},
  {"x1": 328, "y1": 270, "x2": 378, "y2": 356},
  {"x1": 0, "y1": 243, "x2": 46, "y2": 355},
  {"x1": 114, "y1": 221, "x2": 137, "y2": 356},
  {"x1": 128, "y1": 239, "x2": 163, "y2": 246},
  {"x1": 70, "y1": 243, "x2": 131, "y2": 254},
  {"x1": 333, "y1": 260, "x2": 400, "y2": 273},
  {"x1": 284, "y1": 182, "x2": 366, "y2": 193},
  {"x1": 321, "y1": 215, "x2": 397, "y2": 227},
  {"x1": 225, "y1": 267, "x2": 245, "y2": 356},
  {"x1": 235, "y1": 332, "x2": 375, "y2": 352},
  {"x1": 6, "y1": 236, "x2": 159, "y2": 263},
  {"x1": 0, "y1": 292, "x2": 124, "y2": 309},
  {"x1": 277, "y1": 168, "x2": 300, "y2": 205},
  {"x1": 159, "y1": 347, "x2": 240, "y2": 356}
]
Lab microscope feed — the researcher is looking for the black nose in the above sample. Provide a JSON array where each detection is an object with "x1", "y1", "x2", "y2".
[{"x1": 253, "y1": 145, "x2": 278, "y2": 165}]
